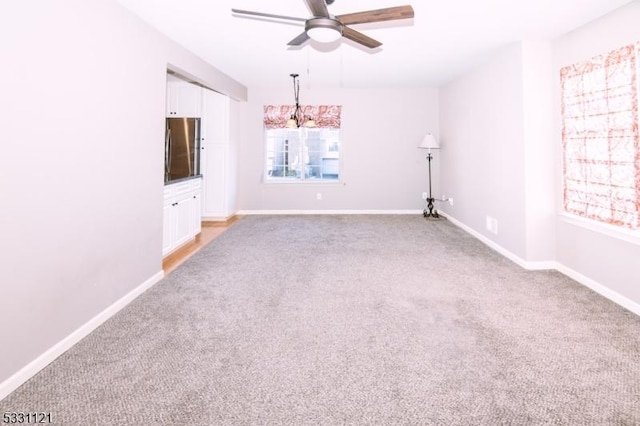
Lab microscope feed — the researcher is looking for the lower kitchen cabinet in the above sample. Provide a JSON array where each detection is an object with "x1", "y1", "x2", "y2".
[
  {"x1": 162, "y1": 177, "x2": 202, "y2": 257},
  {"x1": 201, "y1": 142, "x2": 236, "y2": 219}
]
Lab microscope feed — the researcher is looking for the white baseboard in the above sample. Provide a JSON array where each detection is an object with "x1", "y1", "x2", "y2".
[
  {"x1": 202, "y1": 215, "x2": 234, "y2": 222},
  {"x1": 442, "y1": 212, "x2": 640, "y2": 316},
  {"x1": 441, "y1": 213, "x2": 556, "y2": 270},
  {"x1": 0, "y1": 270, "x2": 165, "y2": 401},
  {"x1": 236, "y1": 209, "x2": 423, "y2": 215},
  {"x1": 554, "y1": 264, "x2": 640, "y2": 316}
]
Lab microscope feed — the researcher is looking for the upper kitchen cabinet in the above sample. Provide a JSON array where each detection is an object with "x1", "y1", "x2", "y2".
[
  {"x1": 200, "y1": 88, "x2": 231, "y2": 143},
  {"x1": 166, "y1": 75, "x2": 202, "y2": 117}
]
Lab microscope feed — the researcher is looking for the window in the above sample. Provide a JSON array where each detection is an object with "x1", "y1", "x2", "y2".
[
  {"x1": 263, "y1": 105, "x2": 342, "y2": 182},
  {"x1": 560, "y1": 43, "x2": 640, "y2": 230},
  {"x1": 265, "y1": 127, "x2": 341, "y2": 181}
]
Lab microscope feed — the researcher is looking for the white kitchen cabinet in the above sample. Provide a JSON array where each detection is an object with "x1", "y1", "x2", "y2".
[
  {"x1": 200, "y1": 88, "x2": 239, "y2": 220},
  {"x1": 166, "y1": 76, "x2": 202, "y2": 117},
  {"x1": 162, "y1": 178, "x2": 202, "y2": 257},
  {"x1": 201, "y1": 143, "x2": 229, "y2": 217},
  {"x1": 189, "y1": 179, "x2": 202, "y2": 236},
  {"x1": 172, "y1": 196, "x2": 192, "y2": 249},
  {"x1": 200, "y1": 88, "x2": 229, "y2": 143}
]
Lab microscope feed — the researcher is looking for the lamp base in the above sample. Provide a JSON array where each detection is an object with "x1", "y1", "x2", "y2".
[{"x1": 423, "y1": 197, "x2": 440, "y2": 219}]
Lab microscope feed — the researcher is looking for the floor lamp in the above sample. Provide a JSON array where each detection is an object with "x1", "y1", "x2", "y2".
[{"x1": 419, "y1": 134, "x2": 440, "y2": 218}]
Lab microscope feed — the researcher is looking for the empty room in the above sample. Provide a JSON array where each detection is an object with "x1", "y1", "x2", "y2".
[{"x1": 1, "y1": 0, "x2": 639, "y2": 424}]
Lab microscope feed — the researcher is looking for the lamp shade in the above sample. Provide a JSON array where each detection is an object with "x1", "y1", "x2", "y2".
[
  {"x1": 418, "y1": 134, "x2": 439, "y2": 149},
  {"x1": 286, "y1": 117, "x2": 297, "y2": 128}
]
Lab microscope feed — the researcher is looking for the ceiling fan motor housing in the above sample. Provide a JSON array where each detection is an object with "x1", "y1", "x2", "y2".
[{"x1": 305, "y1": 17, "x2": 343, "y2": 34}]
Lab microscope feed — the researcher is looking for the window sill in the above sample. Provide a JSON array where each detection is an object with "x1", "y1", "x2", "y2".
[
  {"x1": 559, "y1": 213, "x2": 640, "y2": 246},
  {"x1": 263, "y1": 179, "x2": 343, "y2": 185}
]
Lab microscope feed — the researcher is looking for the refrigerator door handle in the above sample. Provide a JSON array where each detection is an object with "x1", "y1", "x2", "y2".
[
  {"x1": 165, "y1": 128, "x2": 172, "y2": 179},
  {"x1": 194, "y1": 118, "x2": 201, "y2": 176}
]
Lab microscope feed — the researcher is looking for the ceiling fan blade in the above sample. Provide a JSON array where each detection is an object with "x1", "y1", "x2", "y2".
[
  {"x1": 287, "y1": 32, "x2": 311, "y2": 46},
  {"x1": 336, "y1": 5, "x2": 414, "y2": 25},
  {"x1": 231, "y1": 9, "x2": 306, "y2": 23},
  {"x1": 304, "y1": 0, "x2": 330, "y2": 18},
  {"x1": 341, "y1": 26, "x2": 382, "y2": 49}
]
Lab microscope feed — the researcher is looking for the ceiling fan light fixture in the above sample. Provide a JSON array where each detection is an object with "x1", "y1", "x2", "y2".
[{"x1": 305, "y1": 18, "x2": 342, "y2": 43}]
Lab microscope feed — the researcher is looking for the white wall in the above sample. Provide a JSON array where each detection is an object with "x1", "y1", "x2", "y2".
[
  {"x1": 438, "y1": 0, "x2": 640, "y2": 311},
  {"x1": 438, "y1": 44, "x2": 530, "y2": 259},
  {"x1": 0, "y1": 0, "x2": 245, "y2": 397},
  {"x1": 552, "y1": 1, "x2": 640, "y2": 306},
  {"x1": 522, "y1": 41, "x2": 556, "y2": 262},
  {"x1": 237, "y1": 87, "x2": 439, "y2": 212},
  {"x1": 438, "y1": 41, "x2": 558, "y2": 264}
]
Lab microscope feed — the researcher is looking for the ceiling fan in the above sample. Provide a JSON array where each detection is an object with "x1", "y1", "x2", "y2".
[{"x1": 231, "y1": 0, "x2": 414, "y2": 49}]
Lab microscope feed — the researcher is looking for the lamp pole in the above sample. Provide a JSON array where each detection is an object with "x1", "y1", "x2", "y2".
[
  {"x1": 418, "y1": 134, "x2": 440, "y2": 219},
  {"x1": 423, "y1": 150, "x2": 439, "y2": 218}
]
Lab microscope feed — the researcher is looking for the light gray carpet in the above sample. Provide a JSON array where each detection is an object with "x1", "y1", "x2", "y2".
[{"x1": 2, "y1": 215, "x2": 640, "y2": 425}]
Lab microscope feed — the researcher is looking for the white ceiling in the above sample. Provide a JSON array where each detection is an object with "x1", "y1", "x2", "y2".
[{"x1": 116, "y1": 0, "x2": 633, "y2": 89}]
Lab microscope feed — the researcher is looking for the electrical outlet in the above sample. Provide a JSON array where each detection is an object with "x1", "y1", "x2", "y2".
[
  {"x1": 448, "y1": 198, "x2": 454, "y2": 206},
  {"x1": 486, "y1": 216, "x2": 498, "y2": 234},
  {"x1": 317, "y1": 193, "x2": 322, "y2": 200},
  {"x1": 422, "y1": 192, "x2": 428, "y2": 200}
]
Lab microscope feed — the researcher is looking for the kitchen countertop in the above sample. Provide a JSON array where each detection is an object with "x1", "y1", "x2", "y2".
[{"x1": 164, "y1": 174, "x2": 203, "y2": 186}]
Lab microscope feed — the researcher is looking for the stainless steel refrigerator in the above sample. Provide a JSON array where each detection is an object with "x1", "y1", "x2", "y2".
[{"x1": 165, "y1": 117, "x2": 201, "y2": 183}]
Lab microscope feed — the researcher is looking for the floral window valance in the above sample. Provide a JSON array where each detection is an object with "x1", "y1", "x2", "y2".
[{"x1": 263, "y1": 105, "x2": 342, "y2": 129}]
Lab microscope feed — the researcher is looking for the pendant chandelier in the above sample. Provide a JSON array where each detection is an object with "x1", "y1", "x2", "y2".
[{"x1": 286, "y1": 73, "x2": 316, "y2": 128}]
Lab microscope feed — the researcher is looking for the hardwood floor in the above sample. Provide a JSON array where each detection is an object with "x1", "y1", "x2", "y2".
[{"x1": 162, "y1": 216, "x2": 241, "y2": 275}]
